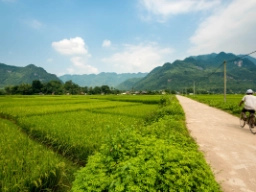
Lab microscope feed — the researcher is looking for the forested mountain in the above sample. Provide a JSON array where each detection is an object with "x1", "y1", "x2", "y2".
[
  {"x1": 238, "y1": 55, "x2": 256, "y2": 65},
  {"x1": 118, "y1": 52, "x2": 256, "y2": 93},
  {"x1": 115, "y1": 78, "x2": 143, "y2": 90},
  {"x1": 1, "y1": 52, "x2": 256, "y2": 94},
  {"x1": 59, "y1": 72, "x2": 148, "y2": 88},
  {"x1": 0, "y1": 63, "x2": 60, "y2": 88}
]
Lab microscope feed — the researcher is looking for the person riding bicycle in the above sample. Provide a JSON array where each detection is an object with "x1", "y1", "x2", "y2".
[{"x1": 239, "y1": 89, "x2": 256, "y2": 120}]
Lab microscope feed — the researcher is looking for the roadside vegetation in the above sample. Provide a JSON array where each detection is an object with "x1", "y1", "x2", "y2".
[
  {"x1": 187, "y1": 94, "x2": 242, "y2": 117},
  {"x1": 0, "y1": 95, "x2": 221, "y2": 191}
]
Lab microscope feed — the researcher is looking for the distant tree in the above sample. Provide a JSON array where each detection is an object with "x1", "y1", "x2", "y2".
[
  {"x1": 83, "y1": 86, "x2": 88, "y2": 94},
  {"x1": 11, "y1": 85, "x2": 19, "y2": 94},
  {"x1": 101, "y1": 85, "x2": 110, "y2": 94},
  {"x1": 32, "y1": 80, "x2": 43, "y2": 93},
  {"x1": 42, "y1": 80, "x2": 63, "y2": 95},
  {"x1": 63, "y1": 80, "x2": 73, "y2": 94},
  {"x1": 164, "y1": 89, "x2": 171, "y2": 94},
  {"x1": 187, "y1": 87, "x2": 193, "y2": 94},
  {"x1": 88, "y1": 87, "x2": 94, "y2": 95},
  {"x1": 171, "y1": 90, "x2": 176, "y2": 94},
  {"x1": 94, "y1": 86, "x2": 101, "y2": 94},
  {"x1": 111, "y1": 88, "x2": 120, "y2": 95},
  {"x1": 63, "y1": 80, "x2": 81, "y2": 94},
  {"x1": 0, "y1": 89, "x2": 5, "y2": 95},
  {"x1": 18, "y1": 83, "x2": 33, "y2": 95},
  {"x1": 4, "y1": 86, "x2": 12, "y2": 94}
]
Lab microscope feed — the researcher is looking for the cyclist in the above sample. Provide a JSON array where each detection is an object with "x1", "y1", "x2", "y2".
[{"x1": 239, "y1": 89, "x2": 256, "y2": 120}]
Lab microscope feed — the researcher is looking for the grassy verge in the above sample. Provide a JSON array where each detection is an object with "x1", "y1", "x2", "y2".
[{"x1": 187, "y1": 94, "x2": 242, "y2": 117}]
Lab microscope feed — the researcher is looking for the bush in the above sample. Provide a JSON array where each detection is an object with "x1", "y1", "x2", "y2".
[
  {"x1": 71, "y1": 128, "x2": 221, "y2": 192},
  {"x1": 159, "y1": 95, "x2": 171, "y2": 107}
]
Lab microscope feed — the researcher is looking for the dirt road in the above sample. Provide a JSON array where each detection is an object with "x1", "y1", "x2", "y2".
[{"x1": 176, "y1": 95, "x2": 256, "y2": 192}]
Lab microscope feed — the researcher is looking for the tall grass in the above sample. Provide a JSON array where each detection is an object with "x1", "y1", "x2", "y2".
[{"x1": 0, "y1": 118, "x2": 77, "y2": 192}]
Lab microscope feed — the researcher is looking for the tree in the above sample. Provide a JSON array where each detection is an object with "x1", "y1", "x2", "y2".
[
  {"x1": 32, "y1": 80, "x2": 43, "y2": 93},
  {"x1": 63, "y1": 80, "x2": 81, "y2": 94},
  {"x1": 93, "y1": 86, "x2": 101, "y2": 94},
  {"x1": 11, "y1": 85, "x2": 19, "y2": 94},
  {"x1": 18, "y1": 83, "x2": 33, "y2": 95},
  {"x1": 42, "y1": 80, "x2": 63, "y2": 95},
  {"x1": 4, "y1": 86, "x2": 12, "y2": 94},
  {"x1": 101, "y1": 85, "x2": 110, "y2": 94},
  {"x1": 0, "y1": 89, "x2": 5, "y2": 95}
]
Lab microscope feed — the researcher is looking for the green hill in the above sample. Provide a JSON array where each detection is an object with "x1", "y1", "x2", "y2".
[
  {"x1": 115, "y1": 77, "x2": 143, "y2": 90},
  {"x1": 119, "y1": 52, "x2": 256, "y2": 93},
  {"x1": 0, "y1": 63, "x2": 60, "y2": 88}
]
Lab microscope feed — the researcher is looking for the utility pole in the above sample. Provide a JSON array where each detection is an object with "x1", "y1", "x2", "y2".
[{"x1": 224, "y1": 61, "x2": 227, "y2": 102}]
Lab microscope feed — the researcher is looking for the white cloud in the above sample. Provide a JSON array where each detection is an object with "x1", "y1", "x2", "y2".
[
  {"x1": 47, "y1": 58, "x2": 53, "y2": 62},
  {"x1": 52, "y1": 37, "x2": 91, "y2": 56},
  {"x1": 24, "y1": 19, "x2": 43, "y2": 29},
  {"x1": 69, "y1": 56, "x2": 99, "y2": 74},
  {"x1": 188, "y1": 0, "x2": 256, "y2": 55},
  {"x1": 102, "y1": 40, "x2": 111, "y2": 47},
  {"x1": 102, "y1": 42, "x2": 174, "y2": 73},
  {"x1": 67, "y1": 68, "x2": 75, "y2": 74},
  {"x1": 139, "y1": 0, "x2": 220, "y2": 22}
]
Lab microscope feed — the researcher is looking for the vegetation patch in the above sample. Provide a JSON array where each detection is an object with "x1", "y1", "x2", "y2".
[
  {"x1": 71, "y1": 96, "x2": 221, "y2": 192},
  {"x1": 187, "y1": 94, "x2": 242, "y2": 116},
  {"x1": 0, "y1": 118, "x2": 77, "y2": 192}
]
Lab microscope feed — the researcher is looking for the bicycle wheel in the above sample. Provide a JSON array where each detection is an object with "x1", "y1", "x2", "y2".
[
  {"x1": 248, "y1": 115, "x2": 256, "y2": 134},
  {"x1": 239, "y1": 114, "x2": 246, "y2": 128}
]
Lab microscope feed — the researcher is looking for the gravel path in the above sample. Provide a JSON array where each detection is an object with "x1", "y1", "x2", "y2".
[{"x1": 176, "y1": 95, "x2": 256, "y2": 192}]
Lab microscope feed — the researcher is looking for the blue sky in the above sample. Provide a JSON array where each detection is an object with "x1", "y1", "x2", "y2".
[{"x1": 1, "y1": 0, "x2": 256, "y2": 76}]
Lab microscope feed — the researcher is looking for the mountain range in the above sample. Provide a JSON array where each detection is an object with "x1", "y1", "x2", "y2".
[
  {"x1": 119, "y1": 52, "x2": 256, "y2": 93},
  {"x1": 1, "y1": 52, "x2": 256, "y2": 93},
  {"x1": 58, "y1": 72, "x2": 148, "y2": 88},
  {"x1": 0, "y1": 63, "x2": 60, "y2": 88}
]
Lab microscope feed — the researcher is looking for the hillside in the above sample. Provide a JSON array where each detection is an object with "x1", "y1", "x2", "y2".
[
  {"x1": 120, "y1": 52, "x2": 256, "y2": 93},
  {"x1": 2, "y1": 52, "x2": 256, "y2": 93},
  {"x1": 115, "y1": 77, "x2": 143, "y2": 90},
  {"x1": 59, "y1": 72, "x2": 148, "y2": 88},
  {"x1": 0, "y1": 63, "x2": 60, "y2": 88}
]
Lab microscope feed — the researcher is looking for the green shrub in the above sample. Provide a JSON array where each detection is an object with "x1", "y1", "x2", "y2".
[
  {"x1": 71, "y1": 128, "x2": 221, "y2": 192},
  {"x1": 159, "y1": 95, "x2": 171, "y2": 107}
]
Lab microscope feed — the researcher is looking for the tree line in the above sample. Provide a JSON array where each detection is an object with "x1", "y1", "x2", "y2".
[{"x1": 0, "y1": 80, "x2": 121, "y2": 95}]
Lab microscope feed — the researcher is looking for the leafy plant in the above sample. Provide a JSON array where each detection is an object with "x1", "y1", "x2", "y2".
[{"x1": 71, "y1": 128, "x2": 221, "y2": 192}]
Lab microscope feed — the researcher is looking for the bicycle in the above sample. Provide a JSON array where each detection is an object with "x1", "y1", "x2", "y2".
[{"x1": 240, "y1": 112, "x2": 256, "y2": 134}]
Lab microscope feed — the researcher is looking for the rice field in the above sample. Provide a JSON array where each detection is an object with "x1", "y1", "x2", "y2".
[
  {"x1": 0, "y1": 118, "x2": 77, "y2": 192},
  {"x1": 0, "y1": 95, "x2": 221, "y2": 191},
  {"x1": 0, "y1": 95, "x2": 160, "y2": 190}
]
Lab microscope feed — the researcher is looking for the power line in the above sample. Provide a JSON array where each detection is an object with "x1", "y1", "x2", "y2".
[
  {"x1": 206, "y1": 62, "x2": 224, "y2": 79},
  {"x1": 204, "y1": 50, "x2": 256, "y2": 79},
  {"x1": 226, "y1": 50, "x2": 256, "y2": 63},
  {"x1": 189, "y1": 50, "x2": 256, "y2": 91}
]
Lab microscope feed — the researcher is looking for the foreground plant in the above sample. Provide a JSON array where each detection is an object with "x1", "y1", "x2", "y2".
[{"x1": 71, "y1": 127, "x2": 221, "y2": 192}]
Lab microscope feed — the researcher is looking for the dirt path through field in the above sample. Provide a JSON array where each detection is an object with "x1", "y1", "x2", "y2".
[{"x1": 176, "y1": 95, "x2": 256, "y2": 192}]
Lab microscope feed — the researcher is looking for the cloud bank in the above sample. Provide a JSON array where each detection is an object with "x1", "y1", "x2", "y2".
[
  {"x1": 102, "y1": 42, "x2": 174, "y2": 73},
  {"x1": 188, "y1": 0, "x2": 256, "y2": 55},
  {"x1": 52, "y1": 37, "x2": 98, "y2": 74},
  {"x1": 139, "y1": 0, "x2": 220, "y2": 22}
]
